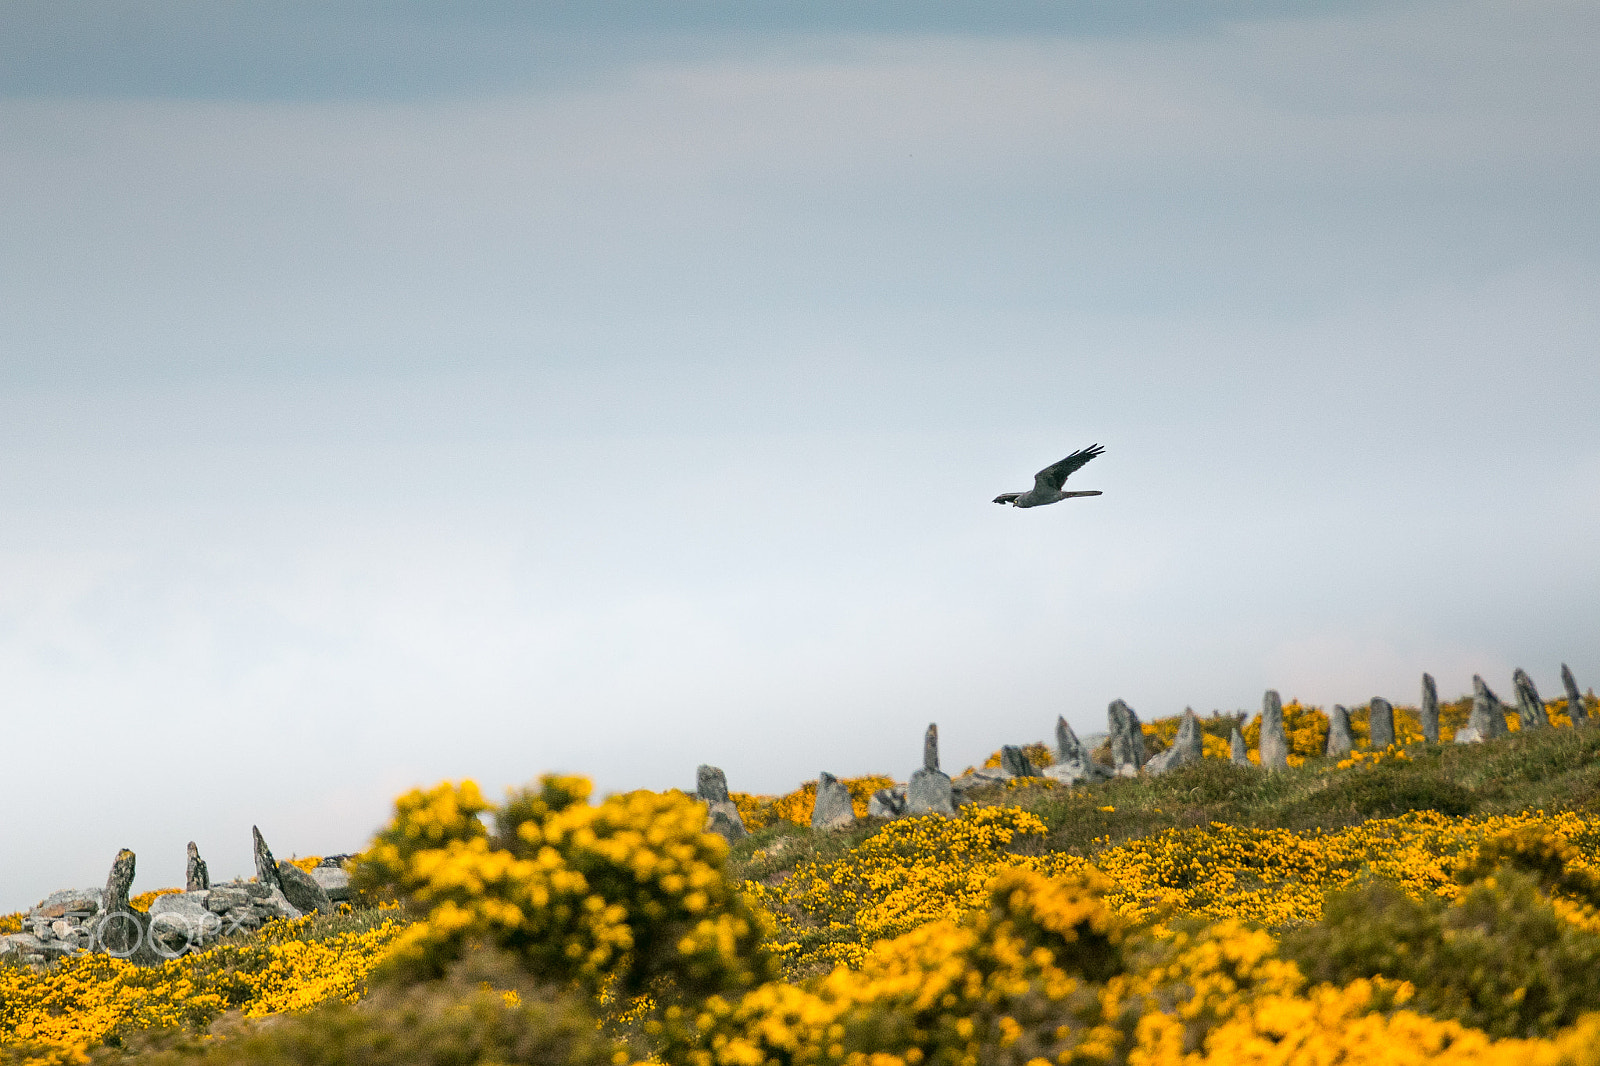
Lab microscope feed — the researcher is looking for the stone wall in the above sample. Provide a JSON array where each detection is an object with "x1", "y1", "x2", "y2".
[{"x1": 0, "y1": 829, "x2": 352, "y2": 968}]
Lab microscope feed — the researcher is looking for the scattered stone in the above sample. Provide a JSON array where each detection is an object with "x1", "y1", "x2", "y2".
[
  {"x1": 1000, "y1": 745, "x2": 1038, "y2": 778},
  {"x1": 868, "y1": 786, "x2": 908, "y2": 818},
  {"x1": 1107, "y1": 699, "x2": 1147, "y2": 776},
  {"x1": 695, "y1": 765, "x2": 748, "y2": 842},
  {"x1": 31, "y1": 889, "x2": 101, "y2": 920},
  {"x1": 810, "y1": 772, "x2": 857, "y2": 830},
  {"x1": 186, "y1": 842, "x2": 209, "y2": 892},
  {"x1": 950, "y1": 766, "x2": 1012, "y2": 788},
  {"x1": 1369, "y1": 697, "x2": 1395, "y2": 749},
  {"x1": 1514, "y1": 669, "x2": 1549, "y2": 730},
  {"x1": 276, "y1": 861, "x2": 333, "y2": 915},
  {"x1": 1458, "y1": 675, "x2": 1507, "y2": 743},
  {"x1": 1145, "y1": 709, "x2": 1203, "y2": 775},
  {"x1": 206, "y1": 885, "x2": 253, "y2": 914},
  {"x1": 1230, "y1": 723, "x2": 1250, "y2": 767},
  {"x1": 923, "y1": 723, "x2": 940, "y2": 773},
  {"x1": 1258, "y1": 690, "x2": 1290, "y2": 771},
  {"x1": 1046, "y1": 716, "x2": 1110, "y2": 784},
  {"x1": 252, "y1": 827, "x2": 282, "y2": 892},
  {"x1": 1421, "y1": 673, "x2": 1440, "y2": 744},
  {"x1": 309, "y1": 866, "x2": 352, "y2": 902},
  {"x1": 1563, "y1": 664, "x2": 1589, "y2": 723},
  {"x1": 148, "y1": 893, "x2": 224, "y2": 956}
]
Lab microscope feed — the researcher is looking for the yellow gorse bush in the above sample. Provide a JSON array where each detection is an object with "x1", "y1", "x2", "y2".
[
  {"x1": 0, "y1": 915, "x2": 402, "y2": 1066},
  {"x1": 757, "y1": 806, "x2": 1600, "y2": 970},
  {"x1": 354, "y1": 774, "x2": 777, "y2": 1000}
]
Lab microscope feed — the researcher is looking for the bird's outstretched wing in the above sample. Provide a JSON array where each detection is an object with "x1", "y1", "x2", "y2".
[{"x1": 1033, "y1": 444, "x2": 1105, "y2": 492}]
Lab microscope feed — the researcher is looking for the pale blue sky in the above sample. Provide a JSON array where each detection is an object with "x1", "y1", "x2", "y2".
[{"x1": 1, "y1": 0, "x2": 1597, "y2": 910}]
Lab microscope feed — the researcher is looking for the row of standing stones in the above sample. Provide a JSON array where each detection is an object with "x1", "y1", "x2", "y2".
[
  {"x1": 695, "y1": 663, "x2": 1593, "y2": 840},
  {"x1": 0, "y1": 827, "x2": 354, "y2": 968}
]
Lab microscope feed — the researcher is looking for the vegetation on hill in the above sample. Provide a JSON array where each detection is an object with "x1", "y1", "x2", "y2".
[{"x1": 5, "y1": 692, "x2": 1600, "y2": 1065}]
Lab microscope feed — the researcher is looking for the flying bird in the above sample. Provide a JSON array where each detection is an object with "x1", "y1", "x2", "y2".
[{"x1": 993, "y1": 444, "x2": 1105, "y2": 507}]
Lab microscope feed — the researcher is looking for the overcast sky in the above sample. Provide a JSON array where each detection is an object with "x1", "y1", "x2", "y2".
[{"x1": 2, "y1": 0, "x2": 1597, "y2": 911}]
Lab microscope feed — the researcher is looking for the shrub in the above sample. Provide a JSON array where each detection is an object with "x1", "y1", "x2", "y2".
[{"x1": 1283, "y1": 868, "x2": 1600, "y2": 1039}]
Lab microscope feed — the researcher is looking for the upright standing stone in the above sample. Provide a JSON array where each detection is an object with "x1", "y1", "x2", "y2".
[
  {"x1": 99, "y1": 848, "x2": 147, "y2": 959},
  {"x1": 252, "y1": 827, "x2": 283, "y2": 892},
  {"x1": 1369, "y1": 697, "x2": 1395, "y2": 749},
  {"x1": 1325, "y1": 705, "x2": 1354, "y2": 758},
  {"x1": 1457, "y1": 675, "x2": 1507, "y2": 743},
  {"x1": 1045, "y1": 716, "x2": 1110, "y2": 784},
  {"x1": 1145, "y1": 708, "x2": 1203, "y2": 775},
  {"x1": 1421, "y1": 673, "x2": 1440, "y2": 744},
  {"x1": 1107, "y1": 699, "x2": 1147, "y2": 776},
  {"x1": 906, "y1": 767, "x2": 956, "y2": 815},
  {"x1": 1000, "y1": 745, "x2": 1038, "y2": 778},
  {"x1": 923, "y1": 723, "x2": 940, "y2": 772},
  {"x1": 810, "y1": 772, "x2": 857, "y2": 830},
  {"x1": 1514, "y1": 669, "x2": 1549, "y2": 730},
  {"x1": 185, "y1": 842, "x2": 209, "y2": 892},
  {"x1": 103, "y1": 848, "x2": 136, "y2": 917},
  {"x1": 1562, "y1": 664, "x2": 1589, "y2": 723},
  {"x1": 695, "y1": 765, "x2": 748, "y2": 842},
  {"x1": 1230, "y1": 721, "x2": 1250, "y2": 767},
  {"x1": 1258, "y1": 690, "x2": 1290, "y2": 770}
]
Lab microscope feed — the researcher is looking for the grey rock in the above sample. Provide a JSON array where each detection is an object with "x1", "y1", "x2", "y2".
[
  {"x1": 252, "y1": 827, "x2": 282, "y2": 892},
  {"x1": 906, "y1": 767, "x2": 957, "y2": 816},
  {"x1": 309, "y1": 866, "x2": 352, "y2": 902},
  {"x1": 1230, "y1": 723, "x2": 1250, "y2": 767},
  {"x1": 923, "y1": 723, "x2": 940, "y2": 773},
  {"x1": 1326, "y1": 705, "x2": 1354, "y2": 758},
  {"x1": 32, "y1": 889, "x2": 101, "y2": 919},
  {"x1": 1146, "y1": 709, "x2": 1203, "y2": 775},
  {"x1": 185, "y1": 842, "x2": 209, "y2": 892},
  {"x1": 1514, "y1": 669, "x2": 1549, "y2": 730},
  {"x1": 695, "y1": 765, "x2": 748, "y2": 842},
  {"x1": 1107, "y1": 699, "x2": 1147, "y2": 776},
  {"x1": 206, "y1": 886, "x2": 253, "y2": 913},
  {"x1": 867, "y1": 787, "x2": 908, "y2": 818},
  {"x1": 1000, "y1": 745, "x2": 1039, "y2": 778},
  {"x1": 1048, "y1": 716, "x2": 1111, "y2": 783},
  {"x1": 1369, "y1": 697, "x2": 1396, "y2": 749},
  {"x1": 2, "y1": 933, "x2": 46, "y2": 954},
  {"x1": 1258, "y1": 690, "x2": 1290, "y2": 771},
  {"x1": 262, "y1": 886, "x2": 304, "y2": 921},
  {"x1": 1421, "y1": 673, "x2": 1440, "y2": 744},
  {"x1": 706, "y1": 806, "x2": 747, "y2": 843},
  {"x1": 1462, "y1": 675, "x2": 1508, "y2": 741},
  {"x1": 1453, "y1": 724, "x2": 1483, "y2": 745},
  {"x1": 810, "y1": 772, "x2": 857, "y2": 830},
  {"x1": 1562, "y1": 664, "x2": 1589, "y2": 723},
  {"x1": 276, "y1": 861, "x2": 333, "y2": 914},
  {"x1": 103, "y1": 848, "x2": 136, "y2": 917},
  {"x1": 148, "y1": 893, "x2": 224, "y2": 955},
  {"x1": 951, "y1": 767, "x2": 1011, "y2": 789},
  {"x1": 695, "y1": 765, "x2": 731, "y2": 803}
]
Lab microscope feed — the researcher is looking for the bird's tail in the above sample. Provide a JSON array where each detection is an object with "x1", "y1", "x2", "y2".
[{"x1": 1061, "y1": 491, "x2": 1103, "y2": 498}]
